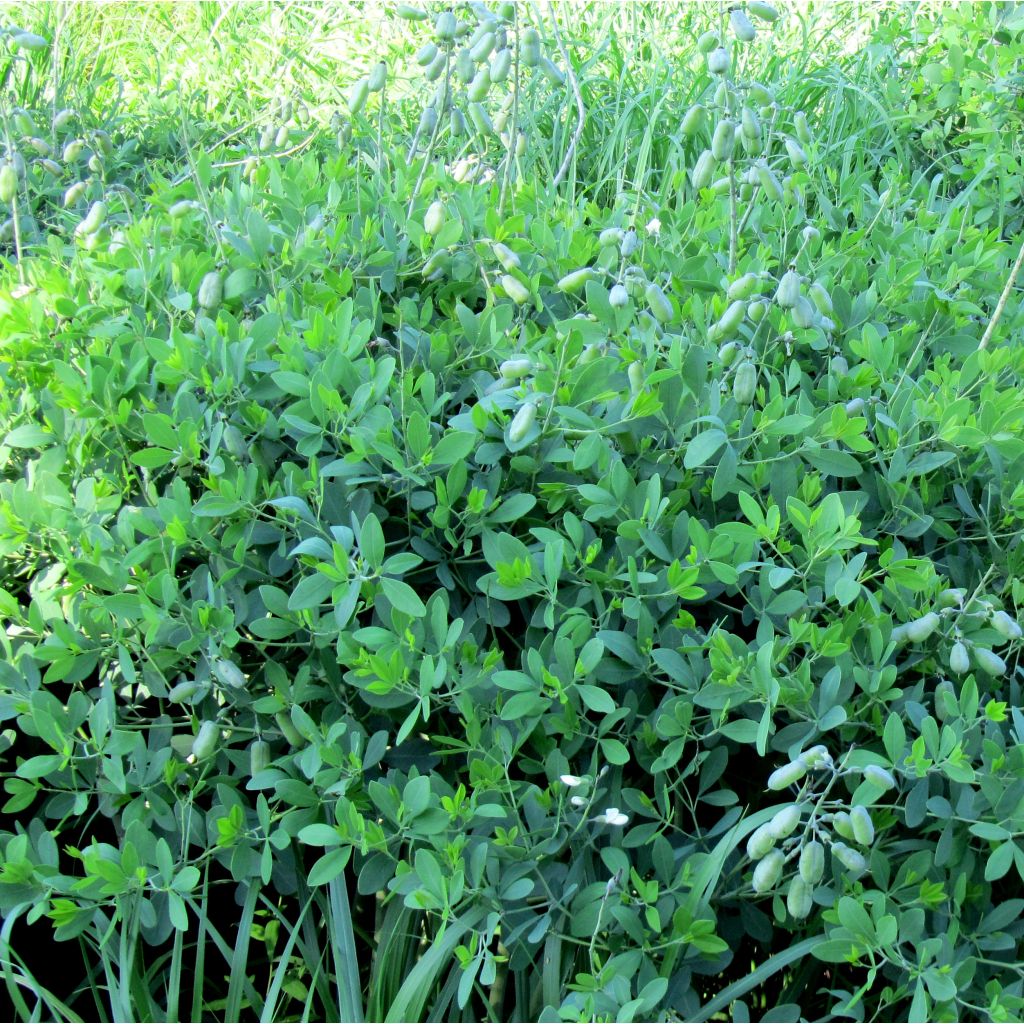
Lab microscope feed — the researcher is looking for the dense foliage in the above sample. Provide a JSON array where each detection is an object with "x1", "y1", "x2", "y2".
[{"x1": 1, "y1": 2, "x2": 1024, "y2": 1021}]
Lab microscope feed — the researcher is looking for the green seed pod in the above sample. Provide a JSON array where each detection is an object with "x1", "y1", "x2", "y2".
[
  {"x1": 691, "y1": 149, "x2": 717, "y2": 190},
  {"x1": 682, "y1": 104, "x2": 705, "y2": 137},
  {"x1": 713, "y1": 81, "x2": 729, "y2": 108},
  {"x1": 775, "y1": 269, "x2": 801, "y2": 308},
  {"x1": 14, "y1": 31, "x2": 49, "y2": 51},
  {"x1": 747, "y1": 299, "x2": 767, "y2": 323},
  {"x1": 627, "y1": 361, "x2": 644, "y2": 395},
  {"x1": 755, "y1": 161, "x2": 784, "y2": 202},
  {"x1": 450, "y1": 107, "x2": 466, "y2": 136},
  {"x1": 767, "y1": 760, "x2": 806, "y2": 791},
  {"x1": 435, "y1": 10, "x2": 458, "y2": 39},
  {"x1": 191, "y1": 720, "x2": 219, "y2": 760},
  {"x1": 752, "y1": 849, "x2": 784, "y2": 893},
  {"x1": 809, "y1": 281, "x2": 833, "y2": 315},
  {"x1": 455, "y1": 47, "x2": 474, "y2": 83},
  {"x1": 748, "y1": 1, "x2": 781, "y2": 21},
  {"x1": 711, "y1": 118, "x2": 736, "y2": 161},
  {"x1": 499, "y1": 1, "x2": 516, "y2": 20},
  {"x1": 0, "y1": 164, "x2": 17, "y2": 204},
  {"x1": 422, "y1": 250, "x2": 449, "y2": 279},
  {"x1": 844, "y1": 397, "x2": 865, "y2": 416},
  {"x1": 717, "y1": 299, "x2": 748, "y2": 336},
  {"x1": 938, "y1": 588, "x2": 964, "y2": 608},
  {"x1": 514, "y1": 131, "x2": 527, "y2": 156},
  {"x1": 740, "y1": 106, "x2": 761, "y2": 140},
  {"x1": 785, "y1": 138, "x2": 808, "y2": 169},
  {"x1": 259, "y1": 124, "x2": 276, "y2": 150},
  {"x1": 416, "y1": 41, "x2": 439, "y2": 66},
  {"x1": 707, "y1": 47, "x2": 730, "y2": 75},
  {"x1": 718, "y1": 341, "x2": 740, "y2": 367},
  {"x1": 274, "y1": 124, "x2": 290, "y2": 148},
  {"x1": 620, "y1": 229, "x2": 639, "y2": 258},
  {"x1": 63, "y1": 180, "x2": 87, "y2": 207},
  {"x1": 275, "y1": 711, "x2": 304, "y2": 747},
  {"x1": 746, "y1": 822, "x2": 776, "y2": 860},
  {"x1": 831, "y1": 355, "x2": 849, "y2": 377},
  {"x1": 578, "y1": 344, "x2": 602, "y2": 365},
  {"x1": 799, "y1": 840, "x2": 825, "y2": 885},
  {"x1": 471, "y1": 30, "x2": 496, "y2": 62},
  {"x1": 468, "y1": 102, "x2": 493, "y2": 133},
  {"x1": 863, "y1": 765, "x2": 896, "y2": 791},
  {"x1": 696, "y1": 30, "x2": 720, "y2": 54},
  {"x1": 502, "y1": 274, "x2": 531, "y2": 304},
  {"x1": 905, "y1": 612, "x2": 940, "y2": 643},
  {"x1": 419, "y1": 106, "x2": 439, "y2": 135},
  {"x1": 802, "y1": 225, "x2": 820, "y2": 246},
  {"x1": 348, "y1": 77, "x2": 370, "y2": 115},
  {"x1": 787, "y1": 876, "x2": 813, "y2": 919},
  {"x1": 367, "y1": 61, "x2": 388, "y2": 92},
  {"x1": 608, "y1": 284, "x2": 629, "y2": 308},
  {"x1": 792, "y1": 294, "x2": 816, "y2": 329},
  {"x1": 508, "y1": 401, "x2": 537, "y2": 443},
  {"x1": 949, "y1": 641, "x2": 970, "y2": 675},
  {"x1": 850, "y1": 806, "x2": 875, "y2": 846},
  {"x1": 422, "y1": 50, "x2": 446, "y2": 80},
  {"x1": 768, "y1": 804, "x2": 802, "y2": 840},
  {"x1": 424, "y1": 199, "x2": 446, "y2": 236},
  {"x1": 491, "y1": 46, "x2": 512, "y2": 82},
  {"x1": 991, "y1": 610, "x2": 1023, "y2": 640},
  {"x1": 540, "y1": 56, "x2": 565, "y2": 86},
  {"x1": 168, "y1": 679, "x2": 200, "y2": 703},
  {"x1": 646, "y1": 282, "x2": 673, "y2": 324},
  {"x1": 468, "y1": 67, "x2": 491, "y2": 101},
  {"x1": 794, "y1": 110, "x2": 812, "y2": 144},
  {"x1": 974, "y1": 647, "x2": 1007, "y2": 677},
  {"x1": 0, "y1": 218, "x2": 13, "y2": 242},
  {"x1": 249, "y1": 740, "x2": 271, "y2": 776},
  {"x1": 558, "y1": 267, "x2": 594, "y2": 294},
  {"x1": 77, "y1": 200, "x2": 107, "y2": 235},
  {"x1": 728, "y1": 273, "x2": 760, "y2": 301},
  {"x1": 832, "y1": 842, "x2": 867, "y2": 877},
  {"x1": 733, "y1": 361, "x2": 757, "y2": 406},
  {"x1": 493, "y1": 242, "x2": 521, "y2": 272},
  {"x1": 748, "y1": 82, "x2": 774, "y2": 105},
  {"x1": 599, "y1": 227, "x2": 623, "y2": 247},
  {"x1": 832, "y1": 811, "x2": 855, "y2": 841},
  {"x1": 500, "y1": 358, "x2": 533, "y2": 380},
  {"x1": 730, "y1": 8, "x2": 757, "y2": 41},
  {"x1": 27, "y1": 137, "x2": 50, "y2": 156},
  {"x1": 396, "y1": 3, "x2": 429, "y2": 18},
  {"x1": 709, "y1": 176, "x2": 731, "y2": 196},
  {"x1": 522, "y1": 27, "x2": 541, "y2": 66},
  {"x1": 169, "y1": 199, "x2": 198, "y2": 218},
  {"x1": 799, "y1": 745, "x2": 832, "y2": 769},
  {"x1": 53, "y1": 108, "x2": 75, "y2": 131},
  {"x1": 198, "y1": 271, "x2": 223, "y2": 311}
]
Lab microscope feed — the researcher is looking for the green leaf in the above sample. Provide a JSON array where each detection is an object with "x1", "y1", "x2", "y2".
[{"x1": 380, "y1": 577, "x2": 426, "y2": 617}]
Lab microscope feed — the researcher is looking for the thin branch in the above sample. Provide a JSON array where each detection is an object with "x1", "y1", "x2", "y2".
[
  {"x1": 979, "y1": 236, "x2": 1024, "y2": 350},
  {"x1": 543, "y1": 1, "x2": 584, "y2": 192}
]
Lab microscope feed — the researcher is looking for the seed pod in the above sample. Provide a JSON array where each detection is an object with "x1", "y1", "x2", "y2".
[
  {"x1": 435, "y1": 10, "x2": 458, "y2": 39},
  {"x1": 730, "y1": 8, "x2": 757, "y2": 41},
  {"x1": 491, "y1": 47, "x2": 512, "y2": 81},
  {"x1": 705, "y1": 176, "x2": 730, "y2": 197},
  {"x1": 748, "y1": 82, "x2": 774, "y2": 105},
  {"x1": 844, "y1": 397, "x2": 865, "y2": 416},
  {"x1": 748, "y1": 1, "x2": 780, "y2": 21},
  {"x1": 522, "y1": 27, "x2": 541, "y2": 66},
  {"x1": 717, "y1": 299, "x2": 748, "y2": 337},
  {"x1": 850, "y1": 806, "x2": 875, "y2": 846},
  {"x1": 468, "y1": 102, "x2": 493, "y2": 133},
  {"x1": 274, "y1": 124, "x2": 290, "y2": 148},
  {"x1": 991, "y1": 610, "x2": 1023, "y2": 640},
  {"x1": 905, "y1": 612, "x2": 940, "y2": 643},
  {"x1": 275, "y1": 711, "x2": 304, "y2": 747},
  {"x1": 468, "y1": 67, "x2": 491, "y2": 101},
  {"x1": 785, "y1": 138, "x2": 808, "y2": 169},
  {"x1": 733, "y1": 361, "x2": 757, "y2": 406},
  {"x1": 168, "y1": 679, "x2": 199, "y2": 703},
  {"x1": 449, "y1": 106, "x2": 467, "y2": 136},
  {"x1": 713, "y1": 81, "x2": 729, "y2": 108},
  {"x1": 500, "y1": 358, "x2": 534, "y2": 383},
  {"x1": 26, "y1": 137, "x2": 50, "y2": 156},
  {"x1": 249, "y1": 740, "x2": 272, "y2": 776},
  {"x1": 578, "y1": 344, "x2": 602, "y2": 365},
  {"x1": 767, "y1": 760, "x2": 806, "y2": 791},
  {"x1": 454, "y1": 47, "x2": 474, "y2": 83},
  {"x1": 799, "y1": 745, "x2": 832, "y2": 769},
  {"x1": 707, "y1": 47, "x2": 730, "y2": 75},
  {"x1": 974, "y1": 647, "x2": 1007, "y2": 677},
  {"x1": 599, "y1": 227, "x2": 623, "y2": 247},
  {"x1": 620, "y1": 228, "x2": 639, "y2": 257},
  {"x1": 737, "y1": 107, "x2": 760, "y2": 142},
  {"x1": 832, "y1": 842, "x2": 867, "y2": 877},
  {"x1": 938, "y1": 588, "x2": 964, "y2": 608},
  {"x1": 198, "y1": 271, "x2": 223, "y2": 311},
  {"x1": 794, "y1": 110, "x2": 812, "y2": 144},
  {"x1": 752, "y1": 849, "x2": 784, "y2": 893},
  {"x1": 627, "y1": 361, "x2": 644, "y2": 395},
  {"x1": 728, "y1": 273, "x2": 759, "y2": 301},
  {"x1": 831, "y1": 811, "x2": 855, "y2": 841},
  {"x1": 792, "y1": 294, "x2": 816, "y2": 329},
  {"x1": 645, "y1": 282, "x2": 673, "y2": 324},
  {"x1": 77, "y1": 200, "x2": 107, "y2": 235},
  {"x1": 424, "y1": 199, "x2": 446, "y2": 237},
  {"x1": 367, "y1": 61, "x2": 388, "y2": 92},
  {"x1": 747, "y1": 299, "x2": 767, "y2": 323},
  {"x1": 799, "y1": 840, "x2": 825, "y2": 885},
  {"x1": 608, "y1": 283, "x2": 629, "y2": 308},
  {"x1": 681, "y1": 104, "x2": 705, "y2": 137},
  {"x1": 831, "y1": 355, "x2": 849, "y2": 377},
  {"x1": 696, "y1": 30, "x2": 720, "y2": 54},
  {"x1": 492, "y1": 242, "x2": 520, "y2": 272},
  {"x1": 711, "y1": 118, "x2": 736, "y2": 161},
  {"x1": 416, "y1": 42, "x2": 439, "y2": 67},
  {"x1": 802, "y1": 224, "x2": 820, "y2": 245},
  {"x1": 396, "y1": 3, "x2": 428, "y2": 18},
  {"x1": 471, "y1": 30, "x2": 495, "y2": 62},
  {"x1": 540, "y1": 57, "x2": 565, "y2": 85},
  {"x1": 718, "y1": 341, "x2": 740, "y2": 367},
  {"x1": 348, "y1": 77, "x2": 370, "y2": 115},
  {"x1": 191, "y1": 720, "x2": 219, "y2": 760},
  {"x1": 949, "y1": 641, "x2": 970, "y2": 675},
  {"x1": 508, "y1": 401, "x2": 537, "y2": 443},
  {"x1": 169, "y1": 199, "x2": 198, "y2": 219},
  {"x1": 745, "y1": 822, "x2": 776, "y2": 860},
  {"x1": 769, "y1": 804, "x2": 802, "y2": 839},
  {"x1": 14, "y1": 31, "x2": 49, "y2": 51},
  {"x1": 0, "y1": 218, "x2": 13, "y2": 242},
  {"x1": 499, "y1": 1, "x2": 516, "y2": 20},
  {"x1": 691, "y1": 149, "x2": 717, "y2": 191},
  {"x1": 53, "y1": 108, "x2": 75, "y2": 131},
  {"x1": 514, "y1": 131, "x2": 527, "y2": 156},
  {"x1": 787, "y1": 876, "x2": 813, "y2": 919},
  {"x1": 0, "y1": 165, "x2": 17, "y2": 204},
  {"x1": 808, "y1": 281, "x2": 833, "y2": 315},
  {"x1": 755, "y1": 161, "x2": 784, "y2": 202},
  {"x1": 502, "y1": 274, "x2": 531, "y2": 304},
  {"x1": 775, "y1": 269, "x2": 801, "y2": 308},
  {"x1": 63, "y1": 180, "x2": 87, "y2": 207},
  {"x1": 558, "y1": 267, "x2": 594, "y2": 294},
  {"x1": 863, "y1": 765, "x2": 896, "y2": 792}
]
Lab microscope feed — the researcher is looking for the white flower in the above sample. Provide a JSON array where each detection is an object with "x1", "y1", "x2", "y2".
[
  {"x1": 570, "y1": 795, "x2": 587, "y2": 808},
  {"x1": 645, "y1": 217, "x2": 661, "y2": 236},
  {"x1": 560, "y1": 774, "x2": 583, "y2": 787},
  {"x1": 594, "y1": 807, "x2": 629, "y2": 827}
]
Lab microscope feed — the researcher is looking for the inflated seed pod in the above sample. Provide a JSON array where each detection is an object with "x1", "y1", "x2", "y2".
[
  {"x1": 755, "y1": 161, "x2": 784, "y2": 202},
  {"x1": 274, "y1": 124, "x2": 290, "y2": 148},
  {"x1": 492, "y1": 242, "x2": 520, "y2": 272},
  {"x1": 832, "y1": 842, "x2": 867, "y2": 877},
  {"x1": 191, "y1": 720, "x2": 219, "y2": 760},
  {"x1": 716, "y1": 299, "x2": 748, "y2": 337},
  {"x1": 718, "y1": 340, "x2": 740, "y2": 366},
  {"x1": 522, "y1": 27, "x2": 541, "y2": 66},
  {"x1": 53, "y1": 108, "x2": 75, "y2": 131},
  {"x1": 863, "y1": 765, "x2": 896, "y2": 791},
  {"x1": 168, "y1": 679, "x2": 200, "y2": 703},
  {"x1": 799, "y1": 840, "x2": 825, "y2": 885},
  {"x1": 974, "y1": 647, "x2": 1007, "y2": 677},
  {"x1": 63, "y1": 180, "x2": 87, "y2": 207},
  {"x1": 502, "y1": 274, "x2": 531, "y2": 304},
  {"x1": 198, "y1": 271, "x2": 223, "y2": 311},
  {"x1": 752, "y1": 849, "x2": 784, "y2": 892},
  {"x1": 794, "y1": 110, "x2": 812, "y2": 144},
  {"x1": 424, "y1": 50, "x2": 447, "y2": 81},
  {"x1": 808, "y1": 281, "x2": 833, "y2": 315},
  {"x1": 608, "y1": 284, "x2": 629, "y2": 308},
  {"x1": 707, "y1": 47, "x2": 730, "y2": 75},
  {"x1": 508, "y1": 401, "x2": 537, "y2": 443},
  {"x1": 748, "y1": 1, "x2": 780, "y2": 21},
  {"x1": 599, "y1": 227, "x2": 623, "y2": 248},
  {"x1": 767, "y1": 760, "x2": 807, "y2": 791},
  {"x1": 348, "y1": 77, "x2": 370, "y2": 115},
  {"x1": 0, "y1": 165, "x2": 17, "y2": 204},
  {"x1": 697, "y1": 30, "x2": 720, "y2": 54},
  {"x1": 933, "y1": 679, "x2": 956, "y2": 723},
  {"x1": 802, "y1": 225, "x2": 820, "y2": 245},
  {"x1": 746, "y1": 822, "x2": 777, "y2": 860},
  {"x1": 905, "y1": 612, "x2": 940, "y2": 643},
  {"x1": 424, "y1": 199, "x2": 446, "y2": 236},
  {"x1": 416, "y1": 41, "x2": 439, "y2": 66},
  {"x1": 450, "y1": 107, "x2": 467, "y2": 136},
  {"x1": 620, "y1": 228, "x2": 639, "y2": 257},
  {"x1": 991, "y1": 610, "x2": 1023, "y2": 640},
  {"x1": 26, "y1": 137, "x2": 50, "y2": 156},
  {"x1": 949, "y1": 641, "x2": 970, "y2": 675},
  {"x1": 800, "y1": 745, "x2": 832, "y2": 769},
  {"x1": 831, "y1": 355, "x2": 849, "y2": 377},
  {"x1": 367, "y1": 61, "x2": 388, "y2": 92},
  {"x1": 739, "y1": 106, "x2": 761, "y2": 141},
  {"x1": 646, "y1": 282, "x2": 673, "y2": 324},
  {"x1": 844, "y1": 397, "x2": 865, "y2": 416},
  {"x1": 792, "y1": 295, "x2": 816, "y2": 329},
  {"x1": 275, "y1": 711, "x2": 304, "y2": 747},
  {"x1": 468, "y1": 102, "x2": 493, "y2": 133},
  {"x1": 169, "y1": 199, "x2": 198, "y2": 218},
  {"x1": 471, "y1": 29, "x2": 495, "y2": 61},
  {"x1": 77, "y1": 200, "x2": 107, "y2": 235},
  {"x1": 418, "y1": 106, "x2": 439, "y2": 136},
  {"x1": 468, "y1": 67, "x2": 491, "y2": 102},
  {"x1": 832, "y1": 811, "x2": 855, "y2": 841},
  {"x1": 455, "y1": 47, "x2": 474, "y2": 83},
  {"x1": 768, "y1": 804, "x2": 802, "y2": 839},
  {"x1": 775, "y1": 269, "x2": 801, "y2": 308},
  {"x1": 733, "y1": 361, "x2": 757, "y2": 406},
  {"x1": 747, "y1": 299, "x2": 767, "y2": 323},
  {"x1": 850, "y1": 806, "x2": 875, "y2": 846},
  {"x1": 785, "y1": 138, "x2": 808, "y2": 169},
  {"x1": 730, "y1": 8, "x2": 756, "y2": 41},
  {"x1": 787, "y1": 876, "x2": 813, "y2": 919},
  {"x1": 682, "y1": 104, "x2": 705, "y2": 136},
  {"x1": 499, "y1": 358, "x2": 534, "y2": 380},
  {"x1": 558, "y1": 268, "x2": 594, "y2": 293},
  {"x1": 728, "y1": 273, "x2": 760, "y2": 301},
  {"x1": 691, "y1": 149, "x2": 717, "y2": 191},
  {"x1": 435, "y1": 10, "x2": 458, "y2": 39},
  {"x1": 627, "y1": 361, "x2": 644, "y2": 395},
  {"x1": 938, "y1": 588, "x2": 964, "y2": 608},
  {"x1": 711, "y1": 118, "x2": 736, "y2": 161},
  {"x1": 491, "y1": 46, "x2": 512, "y2": 81},
  {"x1": 748, "y1": 82, "x2": 774, "y2": 105},
  {"x1": 249, "y1": 740, "x2": 271, "y2": 776},
  {"x1": 397, "y1": 3, "x2": 429, "y2": 17}
]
